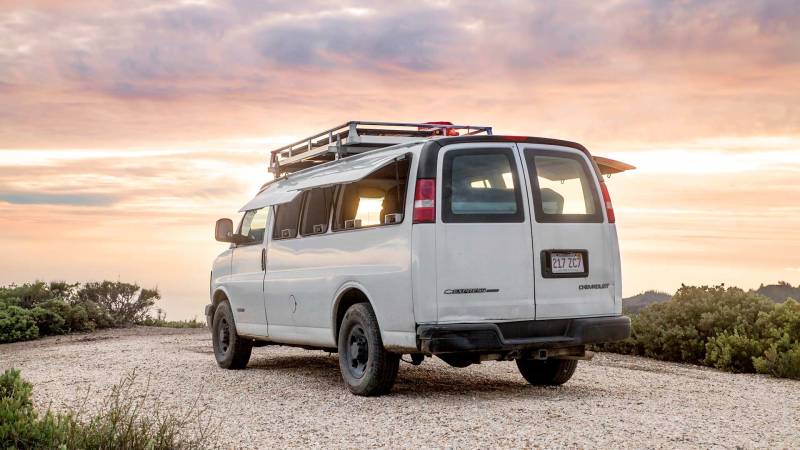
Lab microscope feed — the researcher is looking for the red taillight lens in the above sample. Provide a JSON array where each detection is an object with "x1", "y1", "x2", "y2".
[
  {"x1": 599, "y1": 182, "x2": 615, "y2": 223},
  {"x1": 413, "y1": 178, "x2": 436, "y2": 223}
]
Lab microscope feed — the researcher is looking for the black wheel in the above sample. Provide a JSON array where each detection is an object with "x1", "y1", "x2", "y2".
[
  {"x1": 516, "y1": 359, "x2": 578, "y2": 385},
  {"x1": 337, "y1": 303, "x2": 399, "y2": 396},
  {"x1": 212, "y1": 301, "x2": 252, "y2": 370}
]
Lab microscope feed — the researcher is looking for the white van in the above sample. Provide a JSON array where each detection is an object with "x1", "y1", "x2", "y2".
[{"x1": 207, "y1": 121, "x2": 633, "y2": 396}]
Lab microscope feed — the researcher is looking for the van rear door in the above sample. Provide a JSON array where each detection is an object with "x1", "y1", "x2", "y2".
[
  {"x1": 518, "y1": 144, "x2": 616, "y2": 319},
  {"x1": 434, "y1": 143, "x2": 535, "y2": 323}
]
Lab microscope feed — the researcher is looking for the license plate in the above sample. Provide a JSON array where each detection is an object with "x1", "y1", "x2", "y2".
[{"x1": 550, "y1": 252, "x2": 585, "y2": 274}]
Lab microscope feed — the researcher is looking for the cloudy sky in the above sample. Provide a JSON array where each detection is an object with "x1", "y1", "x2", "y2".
[{"x1": 1, "y1": 0, "x2": 799, "y2": 319}]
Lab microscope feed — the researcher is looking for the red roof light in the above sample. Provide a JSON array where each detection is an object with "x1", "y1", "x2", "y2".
[{"x1": 419, "y1": 121, "x2": 459, "y2": 136}]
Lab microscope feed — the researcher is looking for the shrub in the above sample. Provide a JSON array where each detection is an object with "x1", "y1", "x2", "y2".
[
  {"x1": 599, "y1": 286, "x2": 800, "y2": 380},
  {"x1": 704, "y1": 330, "x2": 765, "y2": 373},
  {"x1": 73, "y1": 298, "x2": 115, "y2": 330},
  {"x1": 12, "y1": 282, "x2": 52, "y2": 309},
  {"x1": 753, "y1": 341, "x2": 800, "y2": 379},
  {"x1": 0, "y1": 280, "x2": 164, "y2": 343},
  {"x1": 0, "y1": 304, "x2": 38, "y2": 343},
  {"x1": 78, "y1": 282, "x2": 160, "y2": 326},
  {"x1": 0, "y1": 368, "x2": 215, "y2": 449},
  {"x1": 57, "y1": 301, "x2": 94, "y2": 332},
  {"x1": 28, "y1": 305, "x2": 66, "y2": 336},
  {"x1": 604, "y1": 285, "x2": 774, "y2": 363}
]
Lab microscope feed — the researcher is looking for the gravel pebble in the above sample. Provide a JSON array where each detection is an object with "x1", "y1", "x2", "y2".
[{"x1": 1, "y1": 327, "x2": 798, "y2": 449}]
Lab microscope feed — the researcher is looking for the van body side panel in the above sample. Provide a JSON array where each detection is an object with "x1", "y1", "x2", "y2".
[
  {"x1": 263, "y1": 237, "x2": 330, "y2": 346},
  {"x1": 227, "y1": 242, "x2": 269, "y2": 337},
  {"x1": 409, "y1": 150, "x2": 438, "y2": 325},
  {"x1": 210, "y1": 249, "x2": 233, "y2": 322},
  {"x1": 211, "y1": 248, "x2": 233, "y2": 301},
  {"x1": 265, "y1": 221, "x2": 414, "y2": 348},
  {"x1": 411, "y1": 224, "x2": 438, "y2": 324}
]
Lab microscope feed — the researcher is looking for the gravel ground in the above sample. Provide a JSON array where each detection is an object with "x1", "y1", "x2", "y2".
[{"x1": 1, "y1": 327, "x2": 798, "y2": 449}]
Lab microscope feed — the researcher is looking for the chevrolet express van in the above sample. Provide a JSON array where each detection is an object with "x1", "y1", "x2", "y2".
[{"x1": 207, "y1": 121, "x2": 632, "y2": 396}]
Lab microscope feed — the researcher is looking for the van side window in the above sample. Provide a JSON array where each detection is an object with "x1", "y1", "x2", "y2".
[
  {"x1": 442, "y1": 148, "x2": 524, "y2": 223},
  {"x1": 334, "y1": 157, "x2": 409, "y2": 231},
  {"x1": 272, "y1": 194, "x2": 304, "y2": 239},
  {"x1": 300, "y1": 186, "x2": 335, "y2": 235},
  {"x1": 238, "y1": 207, "x2": 269, "y2": 245},
  {"x1": 525, "y1": 149, "x2": 602, "y2": 223}
]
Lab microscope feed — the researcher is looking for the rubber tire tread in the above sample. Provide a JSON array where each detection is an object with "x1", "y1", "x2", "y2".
[
  {"x1": 212, "y1": 301, "x2": 253, "y2": 370},
  {"x1": 516, "y1": 358, "x2": 578, "y2": 385},
  {"x1": 337, "y1": 303, "x2": 400, "y2": 396}
]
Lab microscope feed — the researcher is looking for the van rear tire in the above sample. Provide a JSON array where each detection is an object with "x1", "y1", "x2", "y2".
[
  {"x1": 337, "y1": 303, "x2": 399, "y2": 396},
  {"x1": 516, "y1": 358, "x2": 577, "y2": 385},
  {"x1": 212, "y1": 301, "x2": 252, "y2": 370}
]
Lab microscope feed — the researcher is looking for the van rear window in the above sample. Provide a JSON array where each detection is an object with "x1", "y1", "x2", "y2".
[
  {"x1": 525, "y1": 150, "x2": 602, "y2": 223},
  {"x1": 442, "y1": 148, "x2": 524, "y2": 223}
]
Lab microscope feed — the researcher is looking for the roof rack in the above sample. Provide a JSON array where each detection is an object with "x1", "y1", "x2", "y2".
[{"x1": 269, "y1": 120, "x2": 492, "y2": 176}]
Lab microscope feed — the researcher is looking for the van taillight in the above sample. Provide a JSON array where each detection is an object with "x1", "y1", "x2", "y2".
[
  {"x1": 599, "y1": 182, "x2": 615, "y2": 223},
  {"x1": 413, "y1": 179, "x2": 436, "y2": 223}
]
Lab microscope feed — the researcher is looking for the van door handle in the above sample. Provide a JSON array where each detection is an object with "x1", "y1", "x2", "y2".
[{"x1": 261, "y1": 248, "x2": 266, "y2": 271}]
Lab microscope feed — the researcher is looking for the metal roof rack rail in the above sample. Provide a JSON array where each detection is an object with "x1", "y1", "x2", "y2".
[{"x1": 269, "y1": 120, "x2": 492, "y2": 176}]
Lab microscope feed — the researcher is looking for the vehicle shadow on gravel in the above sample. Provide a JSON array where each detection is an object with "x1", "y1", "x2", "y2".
[
  {"x1": 392, "y1": 366, "x2": 601, "y2": 399},
  {"x1": 246, "y1": 353, "x2": 345, "y2": 390},
  {"x1": 246, "y1": 353, "x2": 601, "y2": 398}
]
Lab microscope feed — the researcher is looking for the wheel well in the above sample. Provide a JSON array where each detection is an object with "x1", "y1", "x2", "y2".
[
  {"x1": 334, "y1": 288, "x2": 370, "y2": 341},
  {"x1": 210, "y1": 290, "x2": 228, "y2": 319}
]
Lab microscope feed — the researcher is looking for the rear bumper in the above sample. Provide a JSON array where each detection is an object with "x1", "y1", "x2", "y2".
[{"x1": 417, "y1": 316, "x2": 631, "y2": 354}]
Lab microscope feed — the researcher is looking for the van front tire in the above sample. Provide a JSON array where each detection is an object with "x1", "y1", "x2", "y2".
[
  {"x1": 337, "y1": 303, "x2": 399, "y2": 396},
  {"x1": 516, "y1": 358, "x2": 577, "y2": 385},
  {"x1": 212, "y1": 301, "x2": 252, "y2": 370}
]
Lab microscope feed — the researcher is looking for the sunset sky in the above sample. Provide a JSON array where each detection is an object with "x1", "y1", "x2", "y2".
[{"x1": 1, "y1": 0, "x2": 799, "y2": 319}]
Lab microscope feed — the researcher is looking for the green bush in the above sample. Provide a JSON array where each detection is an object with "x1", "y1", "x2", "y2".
[
  {"x1": 0, "y1": 368, "x2": 214, "y2": 449},
  {"x1": 0, "y1": 304, "x2": 39, "y2": 343},
  {"x1": 704, "y1": 330, "x2": 765, "y2": 373},
  {"x1": 73, "y1": 297, "x2": 115, "y2": 330},
  {"x1": 78, "y1": 281, "x2": 160, "y2": 326},
  {"x1": 599, "y1": 285, "x2": 800, "y2": 380},
  {"x1": 0, "y1": 281, "x2": 163, "y2": 343},
  {"x1": 0, "y1": 282, "x2": 53, "y2": 309},
  {"x1": 29, "y1": 304, "x2": 66, "y2": 336},
  {"x1": 754, "y1": 341, "x2": 800, "y2": 379}
]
